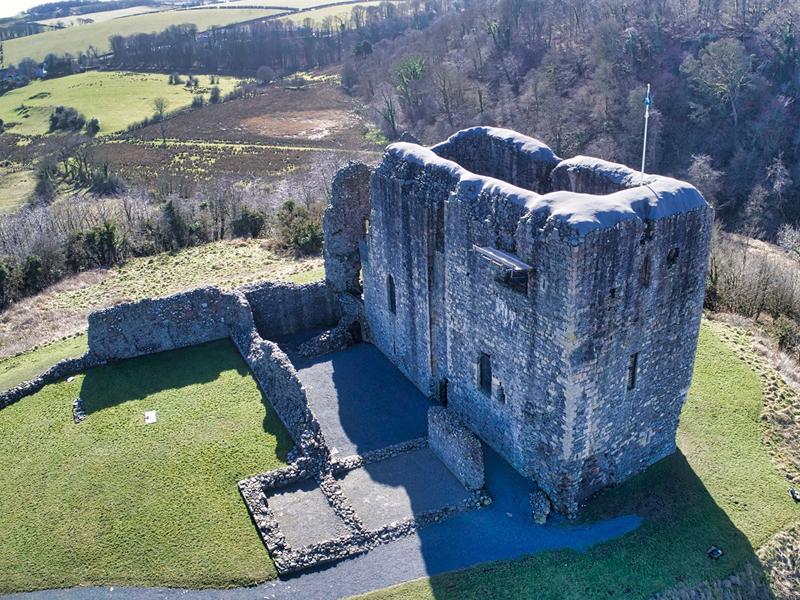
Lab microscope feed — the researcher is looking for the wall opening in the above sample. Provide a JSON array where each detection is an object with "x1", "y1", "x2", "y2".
[
  {"x1": 666, "y1": 247, "x2": 680, "y2": 268},
  {"x1": 640, "y1": 255, "x2": 652, "y2": 287},
  {"x1": 438, "y1": 378, "x2": 448, "y2": 407},
  {"x1": 478, "y1": 352, "x2": 492, "y2": 395},
  {"x1": 627, "y1": 352, "x2": 638, "y2": 390},
  {"x1": 387, "y1": 274, "x2": 396, "y2": 314}
]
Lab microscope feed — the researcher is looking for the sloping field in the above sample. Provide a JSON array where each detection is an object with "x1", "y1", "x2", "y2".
[
  {"x1": 0, "y1": 71, "x2": 240, "y2": 136},
  {"x1": 0, "y1": 239, "x2": 323, "y2": 359},
  {"x1": 33, "y1": 5, "x2": 162, "y2": 27},
  {"x1": 0, "y1": 167, "x2": 35, "y2": 212},
  {"x1": 3, "y1": 8, "x2": 281, "y2": 63}
]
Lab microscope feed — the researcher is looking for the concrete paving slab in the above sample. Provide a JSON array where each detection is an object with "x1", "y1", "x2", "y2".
[
  {"x1": 338, "y1": 446, "x2": 471, "y2": 530},
  {"x1": 291, "y1": 343, "x2": 436, "y2": 457},
  {"x1": 266, "y1": 479, "x2": 351, "y2": 549}
]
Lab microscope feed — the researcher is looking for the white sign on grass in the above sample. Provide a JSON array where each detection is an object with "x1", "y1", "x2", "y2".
[{"x1": 144, "y1": 411, "x2": 158, "y2": 425}]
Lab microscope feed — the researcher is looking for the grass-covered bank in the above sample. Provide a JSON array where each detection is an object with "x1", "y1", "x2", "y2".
[
  {"x1": 0, "y1": 339, "x2": 291, "y2": 592},
  {"x1": 0, "y1": 334, "x2": 87, "y2": 392},
  {"x1": 0, "y1": 239, "x2": 324, "y2": 360},
  {"x1": 363, "y1": 321, "x2": 798, "y2": 599}
]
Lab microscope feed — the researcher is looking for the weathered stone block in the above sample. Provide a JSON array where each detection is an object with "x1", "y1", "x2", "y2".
[{"x1": 428, "y1": 406, "x2": 484, "y2": 490}]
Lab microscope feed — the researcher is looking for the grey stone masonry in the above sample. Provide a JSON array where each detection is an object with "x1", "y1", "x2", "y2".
[
  {"x1": 87, "y1": 286, "x2": 252, "y2": 362},
  {"x1": 428, "y1": 407, "x2": 484, "y2": 490},
  {"x1": 323, "y1": 162, "x2": 372, "y2": 295},
  {"x1": 241, "y1": 280, "x2": 341, "y2": 340},
  {"x1": 351, "y1": 126, "x2": 713, "y2": 515}
]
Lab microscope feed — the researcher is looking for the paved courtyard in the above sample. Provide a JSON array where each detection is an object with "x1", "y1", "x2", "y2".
[{"x1": 290, "y1": 343, "x2": 435, "y2": 457}]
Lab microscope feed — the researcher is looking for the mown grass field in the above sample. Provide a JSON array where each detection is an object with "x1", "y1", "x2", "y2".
[
  {"x1": 364, "y1": 321, "x2": 798, "y2": 600},
  {"x1": 34, "y1": 5, "x2": 161, "y2": 27},
  {"x1": 0, "y1": 71, "x2": 240, "y2": 136},
  {"x1": 3, "y1": 8, "x2": 281, "y2": 63},
  {"x1": 0, "y1": 339, "x2": 291, "y2": 592},
  {"x1": 281, "y1": 1, "x2": 390, "y2": 24}
]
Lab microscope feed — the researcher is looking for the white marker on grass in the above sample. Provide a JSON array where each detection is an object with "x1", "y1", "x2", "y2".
[{"x1": 144, "y1": 411, "x2": 157, "y2": 424}]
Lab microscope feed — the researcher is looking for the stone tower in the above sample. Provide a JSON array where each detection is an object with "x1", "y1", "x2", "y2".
[{"x1": 330, "y1": 127, "x2": 713, "y2": 514}]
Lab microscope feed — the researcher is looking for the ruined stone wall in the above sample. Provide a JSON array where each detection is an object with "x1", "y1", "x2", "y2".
[
  {"x1": 87, "y1": 286, "x2": 253, "y2": 362},
  {"x1": 363, "y1": 147, "x2": 462, "y2": 394},
  {"x1": 428, "y1": 406, "x2": 484, "y2": 490},
  {"x1": 443, "y1": 180, "x2": 575, "y2": 505},
  {"x1": 241, "y1": 280, "x2": 340, "y2": 341},
  {"x1": 432, "y1": 127, "x2": 559, "y2": 193},
  {"x1": 324, "y1": 162, "x2": 372, "y2": 295}
]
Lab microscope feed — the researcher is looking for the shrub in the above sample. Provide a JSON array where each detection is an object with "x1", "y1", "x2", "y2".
[
  {"x1": 89, "y1": 163, "x2": 125, "y2": 196},
  {"x1": 48, "y1": 106, "x2": 86, "y2": 132},
  {"x1": 256, "y1": 65, "x2": 275, "y2": 85},
  {"x1": 34, "y1": 158, "x2": 58, "y2": 200},
  {"x1": 232, "y1": 206, "x2": 266, "y2": 238},
  {"x1": 275, "y1": 200, "x2": 322, "y2": 255},
  {"x1": 84, "y1": 117, "x2": 100, "y2": 136},
  {"x1": 65, "y1": 222, "x2": 121, "y2": 270},
  {"x1": 209, "y1": 86, "x2": 221, "y2": 104},
  {"x1": 772, "y1": 315, "x2": 800, "y2": 353}
]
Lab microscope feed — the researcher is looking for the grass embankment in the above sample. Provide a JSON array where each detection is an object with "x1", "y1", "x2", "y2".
[
  {"x1": 364, "y1": 321, "x2": 798, "y2": 600},
  {"x1": 0, "y1": 168, "x2": 36, "y2": 212},
  {"x1": 2, "y1": 8, "x2": 281, "y2": 63},
  {"x1": 0, "y1": 339, "x2": 291, "y2": 592},
  {"x1": 0, "y1": 335, "x2": 87, "y2": 392},
  {"x1": 0, "y1": 71, "x2": 240, "y2": 136},
  {"x1": 0, "y1": 239, "x2": 324, "y2": 358}
]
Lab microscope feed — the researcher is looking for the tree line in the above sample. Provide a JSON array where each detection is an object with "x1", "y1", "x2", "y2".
[
  {"x1": 344, "y1": 0, "x2": 800, "y2": 238},
  {"x1": 107, "y1": 1, "x2": 447, "y2": 75}
]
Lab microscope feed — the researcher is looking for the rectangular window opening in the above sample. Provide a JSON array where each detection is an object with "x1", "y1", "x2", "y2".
[
  {"x1": 478, "y1": 353, "x2": 492, "y2": 395},
  {"x1": 627, "y1": 352, "x2": 638, "y2": 391}
]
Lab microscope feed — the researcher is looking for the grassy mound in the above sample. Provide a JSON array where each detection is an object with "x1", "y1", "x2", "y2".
[
  {"x1": 363, "y1": 322, "x2": 798, "y2": 599},
  {"x1": 0, "y1": 339, "x2": 291, "y2": 592},
  {"x1": 0, "y1": 71, "x2": 240, "y2": 137}
]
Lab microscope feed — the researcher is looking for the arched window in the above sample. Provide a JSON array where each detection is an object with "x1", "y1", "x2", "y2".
[
  {"x1": 386, "y1": 274, "x2": 396, "y2": 314},
  {"x1": 478, "y1": 353, "x2": 492, "y2": 394}
]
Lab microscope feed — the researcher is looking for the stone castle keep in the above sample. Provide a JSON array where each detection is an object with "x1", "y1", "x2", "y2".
[
  {"x1": 0, "y1": 126, "x2": 714, "y2": 573},
  {"x1": 326, "y1": 127, "x2": 713, "y2": 514}
]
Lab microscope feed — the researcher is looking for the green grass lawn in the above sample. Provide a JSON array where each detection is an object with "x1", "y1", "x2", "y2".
[
  {"x1": 0, "y1": 167, "x2": 36, "y2": 212},
  {"x1": 0, "y1": 339, "x2": 291, "y2": 592},
  {"x1": 363, "y1": 321, "x2": 798, "y2": 600},
  {"x1": 3, "y1": 8, "x2": 281, "y2": 63},
  {"x1": 0, "y1": 334, "x2": 88, "y2": 392},
  {"x1": 0, "y1": 71, "x2": 240, "y2": 136}
]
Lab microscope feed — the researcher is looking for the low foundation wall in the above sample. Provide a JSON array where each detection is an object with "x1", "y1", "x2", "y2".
[
  {"x1": 87, "y1": 286, "x2": 253, "y2": 362},
  {"x1": 0, "y1": 354, "x2": 97, "y2": 410},
  {"x1": 428, "y1": 406, "x2": 484, "y2": 490},
  {"x1": 241, "y1": 280, "x2": 341, "y2": 340}
]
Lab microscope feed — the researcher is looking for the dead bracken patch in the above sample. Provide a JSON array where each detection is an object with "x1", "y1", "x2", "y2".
[{"x1": 241, "y1": 108, "x2": 355, "y2": 139}]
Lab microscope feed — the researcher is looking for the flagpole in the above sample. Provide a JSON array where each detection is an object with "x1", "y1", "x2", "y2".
[{"x1": 641, "y1": 83, "x2": 651, "y2": 185}]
